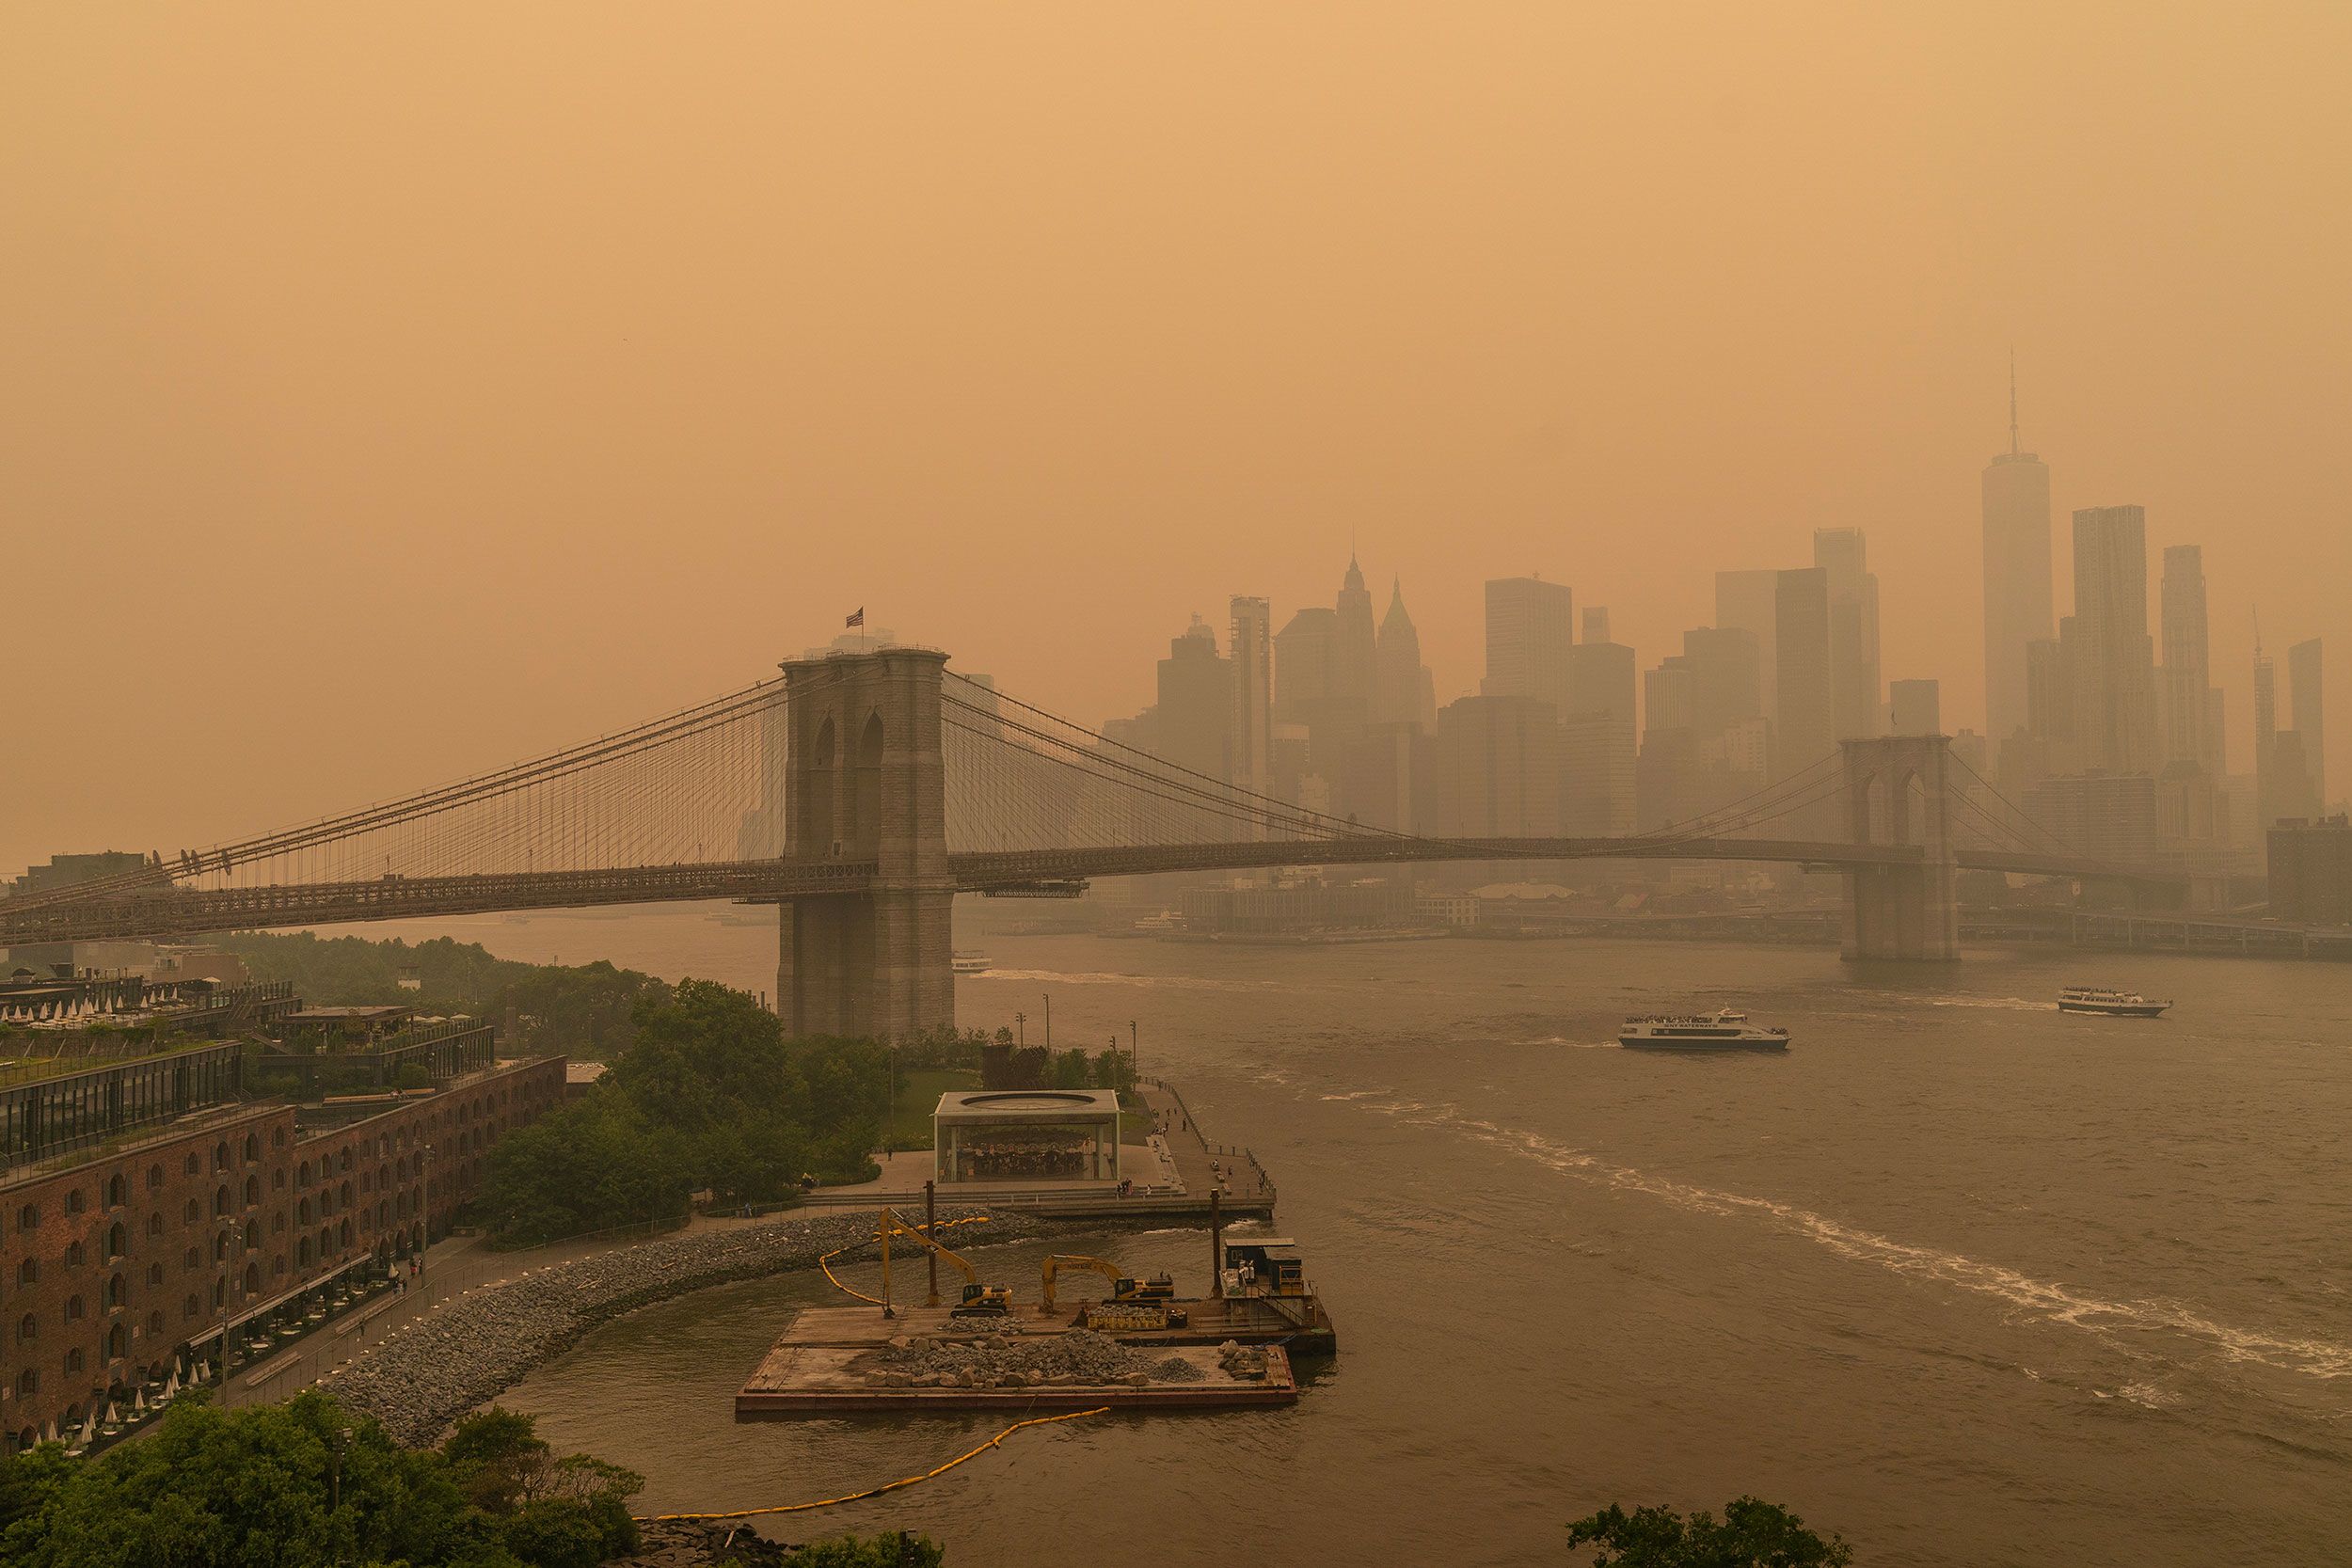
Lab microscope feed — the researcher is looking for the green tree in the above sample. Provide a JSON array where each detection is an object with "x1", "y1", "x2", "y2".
[
  {"x1": 0, "y1": 1392, "x2": 649, "y2": 1568},
  {"x1": 1049, "y1": 1047, "x2": 1091, "y2": 1089},
  {"x1": 219, "y1": 931, "x2": 667, "y2": 1053},
  {"x1": 440, "y1": 1404, "x2": 548, "y2": 1511},
  {"x1": 478, "y1": 1099, "x2": 695, "y2": 1244},
  {"x1": 610, "y1": 979, "x2": 794, "y2": 1132},
  {"x1": 1565, "y1": 1497, "x2": 1852, "y2": 1567},
  {"x1": 795, "y1": 1531, "x2": 947, "y2": 1567},
  {"x1": 0, "y1": 1390, "x2": 485, "y2": 1568}
]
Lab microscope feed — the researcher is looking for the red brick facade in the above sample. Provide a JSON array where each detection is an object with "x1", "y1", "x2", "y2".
[{"x1": 0, "y1": 1054, "x2": 563, "y2": 1449}]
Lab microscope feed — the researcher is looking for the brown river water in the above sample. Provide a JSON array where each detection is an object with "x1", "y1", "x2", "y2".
[{"x1": 358, "y1": 908, "x2": 2352, "y2": 1565}]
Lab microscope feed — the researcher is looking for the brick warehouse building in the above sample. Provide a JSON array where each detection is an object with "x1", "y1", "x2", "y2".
[{"x1": 1, "y1": 1015, "x2": 563, "y2": 1449}]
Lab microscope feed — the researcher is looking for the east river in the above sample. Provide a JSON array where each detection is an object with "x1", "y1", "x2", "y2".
[{"x1": 368, "y1": 909, "x2": 2352, "y2": 1565}]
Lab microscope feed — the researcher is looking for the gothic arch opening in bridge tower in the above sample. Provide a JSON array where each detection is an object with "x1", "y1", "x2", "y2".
[
  {"x1": 851, "y1": 709, "x2": 885, "y2": 855},
  {"x1": 802, "y1": 716, "x2": 836, "y2": 856}
]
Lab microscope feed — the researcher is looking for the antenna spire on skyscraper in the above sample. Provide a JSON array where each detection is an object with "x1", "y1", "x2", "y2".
[{"x1": 2009, "y1": 350, "x2": 2020, "y2": 456}]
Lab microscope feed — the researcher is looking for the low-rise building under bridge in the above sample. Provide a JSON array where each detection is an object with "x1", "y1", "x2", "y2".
[{"x1": 6, "y1": 649, "x2": 2183, "y2": 1039}]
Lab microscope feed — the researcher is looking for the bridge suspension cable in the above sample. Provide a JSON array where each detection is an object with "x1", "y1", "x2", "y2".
[
  {"x1": 945, "y1": 664, "x2": 1857, "y2": 864},
  {"x1": 17, "y1": 673, "x2": 852, "y2": 908},
  {"x1": 1943, "y1": 752, "x2": 2077, "y2": 858},
  {"x1": 941, "y1": 671, "x2": 1412, "y2": 849}
]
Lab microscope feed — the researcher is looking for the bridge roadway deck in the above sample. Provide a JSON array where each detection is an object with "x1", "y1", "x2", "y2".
[{"x1": 0, "y1": 837, "x2": 2177, "y2": 945}]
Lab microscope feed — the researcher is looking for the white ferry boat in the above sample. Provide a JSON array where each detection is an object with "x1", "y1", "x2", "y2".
[
  {"x1": 1619, "y1": 1008, "x2": 1789, "y2": 1052},
  {"x1": 2057, "y1": 985, "x2": 2169, "y2": 1017},
  {"x1": 951, "y1": 952, "x2": 993, "y2": 975}
]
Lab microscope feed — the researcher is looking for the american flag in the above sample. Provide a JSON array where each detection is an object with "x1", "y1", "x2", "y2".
[{"x1": 846, "y1": 608, "x2": 865, "y2": 627}]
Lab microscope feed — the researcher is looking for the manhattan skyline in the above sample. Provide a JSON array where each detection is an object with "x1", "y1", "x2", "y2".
[{"x1": 4, "y1": 6, "x2": 2347, "y2": 875}]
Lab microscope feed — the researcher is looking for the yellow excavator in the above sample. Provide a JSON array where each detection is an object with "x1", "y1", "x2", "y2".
[
  {"x1": 877, "y1": 1208, "x2": 1011, "y2": 1316},
  {"x1": 1038, "y1": 1255, "x2": 1188, "y2": 1329}
]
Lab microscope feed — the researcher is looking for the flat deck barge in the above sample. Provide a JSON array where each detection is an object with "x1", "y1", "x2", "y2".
[
  {"x1": 737, "y1": 1341, "x2": 1295, "y2": 1415},
  {"x1": 773, "y1": 1296, "x2": 1335, "y2": 1355}
]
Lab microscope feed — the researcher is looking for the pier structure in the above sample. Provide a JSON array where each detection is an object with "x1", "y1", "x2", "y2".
[{"x1": 797, "y1": 1080, "x2": 1273, "y2": 1224}]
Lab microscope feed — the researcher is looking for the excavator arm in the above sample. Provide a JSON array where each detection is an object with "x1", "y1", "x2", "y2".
[
  {"x1": 877, "y1": 1207, "x2": 977, "y2": 1307},
  {"x1": 1039, "y1": 1254, "x2": 1130, "y2": 1315}
]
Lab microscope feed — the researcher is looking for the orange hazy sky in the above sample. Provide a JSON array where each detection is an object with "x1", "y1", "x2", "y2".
[{"x1": 5, "y1": 4, "x2": 2347, "y2": 877}]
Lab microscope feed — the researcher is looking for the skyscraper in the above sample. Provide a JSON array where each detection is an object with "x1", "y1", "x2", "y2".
[
  {"x1": 1982, "y1": 365, "x2": 2055, "y2": 744},
  {"x1": 2159, "y1": 545, "x2": 2216, "y2": 773},
  {"x1": 2290, "y1": 638, "x2": 2326, "y2": 810},
  {"x1": 1154, "y1": 615, "x2": 1232, "y2": 786},
  {"x1": 1814, "y1": 528, "x2": 1881, "y2": 740},
  {"x1": 2254, "y1": 636, "x2": 2279, "y2": 817},
  {"x1": 1772, "y1": 567, "x2": 1834, "y2": 773},
  {"x1": 2066, "y1": 505, "x2": 2159, "y2": 775},
  {"x1": 1636, "y1": 627, "x2": 1766, "y2": 832},
  {"x1": 1677, "y1": 626, "x2": 1762, "y2": 736},
  {"x1": 1565, "y1": 635, "x2": 1637, "y2": 835},
  {"x1": 1332, "y1": 554, "x2": 1378, "y2": 726},
  {"x1": 1374, "y1": 578, "x2": 1436, "y2": 731},
  {"x1": 1581, "y1": 607, "x2": 1612, "y2": 644},
  {"x1": 1713, "y1": 570, "x2": 1779, "y2": 721},
  {"x1": 1230, "y1": 595, "x2": 1273, "y2": 815},
  {"x1": 1482, "y1": 577, "x2": 1574, "y2": 719},
  {"x1": 1431, "y1": 695, "x2": 1561, "y2": 837},
  {"x1": 1272, "y1": 608, "x2": 1336, "y2": 724}
]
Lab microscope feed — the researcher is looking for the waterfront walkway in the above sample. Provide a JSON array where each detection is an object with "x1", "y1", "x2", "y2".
[
  {"x1": 218, "y1": 1216, "x2": 706, "y2": 1410},
  {"x1": 1139, "y1": 1079, "x2": 1275, "y2": 1212}
]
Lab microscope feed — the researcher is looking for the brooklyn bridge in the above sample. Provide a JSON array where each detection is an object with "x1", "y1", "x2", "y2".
[{"x1": 4, "y1": 648, "x2": 2182, "y2": 1037}]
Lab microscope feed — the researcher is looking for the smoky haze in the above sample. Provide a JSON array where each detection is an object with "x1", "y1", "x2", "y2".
[{"x1": 3, "y1": 3, "x2": 2346, "y2": 876}]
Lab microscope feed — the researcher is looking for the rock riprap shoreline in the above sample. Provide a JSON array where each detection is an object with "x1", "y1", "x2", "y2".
[{"x1": 326, "y1": 1207, "x2": 1040, "y2": 1445}]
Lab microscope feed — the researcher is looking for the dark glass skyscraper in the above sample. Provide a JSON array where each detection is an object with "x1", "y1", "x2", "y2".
[
  {"x1": 2066, "y1": 504, "x2": 2159, "y2": 776},
  {"x1": 1982, "y1": 368, "x2": 2054, "y2": 745}
]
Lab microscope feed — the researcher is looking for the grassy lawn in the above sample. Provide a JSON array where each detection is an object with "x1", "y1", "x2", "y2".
[{"x1": 882, "y1": 1068, "x2": 980, "y2": 1149}]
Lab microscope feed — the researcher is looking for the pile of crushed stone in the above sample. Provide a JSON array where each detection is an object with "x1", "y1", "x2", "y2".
[{"x1": 856, "y1": 1328, "x2": 1206, "y2": 1389}]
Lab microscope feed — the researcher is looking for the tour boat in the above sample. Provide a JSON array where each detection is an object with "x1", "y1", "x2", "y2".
[
  {"x1": 951, "y1": 952, "x2": 993, "y2": 975},
  {"x1": 2057, "y1": 986, "x2": 2169, "y2": 1017},
  {"x1": 1619, "y1": 1008, "x2": 1790, "y2": 1052}
]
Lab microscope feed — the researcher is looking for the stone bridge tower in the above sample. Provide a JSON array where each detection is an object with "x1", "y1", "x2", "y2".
[
  {"x1": 772, "y1": 648, "x2": 955, "y2": 1038},
  {"x1": 1839, "y1": 734, "x2": 1962, "y2": 961}
]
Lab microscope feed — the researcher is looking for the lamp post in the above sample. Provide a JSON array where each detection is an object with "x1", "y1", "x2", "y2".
[
  {"x1": 419, "y1": 1144, "x2": 435, "y2": 1300},
  {"x1": 1043, "y1": 993, "x2": 1052, "y2": 1050},
  {"x1": 215, "y1": 1214, "x2": 252, "y2": 1386},
  {"x1": 1014, "y1": 1011, "x2": 1025, "y2": 1048},
  {"x1": 329, "y1": 1424, "x2": 355, "y2": 1513},
  {"x1": 1129, "y1": 1019, "x2": 1139, "y2": 1085}
]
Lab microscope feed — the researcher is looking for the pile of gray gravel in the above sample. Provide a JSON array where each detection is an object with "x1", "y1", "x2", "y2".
[{"x1": 862, "y1": 1327, "x2": 1163, "y2": 1388}]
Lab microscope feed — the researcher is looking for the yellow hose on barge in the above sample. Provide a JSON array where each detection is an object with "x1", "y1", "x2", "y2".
[{"x1": 639, "y1": 1404, "x2": 1109, "y2": 1521}]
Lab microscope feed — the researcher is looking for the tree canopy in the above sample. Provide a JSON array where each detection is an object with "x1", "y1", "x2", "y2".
[
  {"x1": 0, "y1": 1392, "x2": 946, "y2": 1567},
  {"x1": 477, "y1": 979, "x2": 888, "y2": 1244},
  {"x1": 0, "y1": 1392, "x2": 637, "y2": 1568},
  {"x1": 1565, "y1": 1498, "x2": 1853, "y2": 1567},
  {"x1": 221, "y1": 931, "x2": 667, "y2": 1057}
]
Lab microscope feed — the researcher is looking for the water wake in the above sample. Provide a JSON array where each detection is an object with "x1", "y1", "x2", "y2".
[
  {"x1": 1352, "y1": 1097, "x2": 2352, "y2": 1382},
  {"x1": 977, "y1": 967, "x2": 1274, "y2": 992}
]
